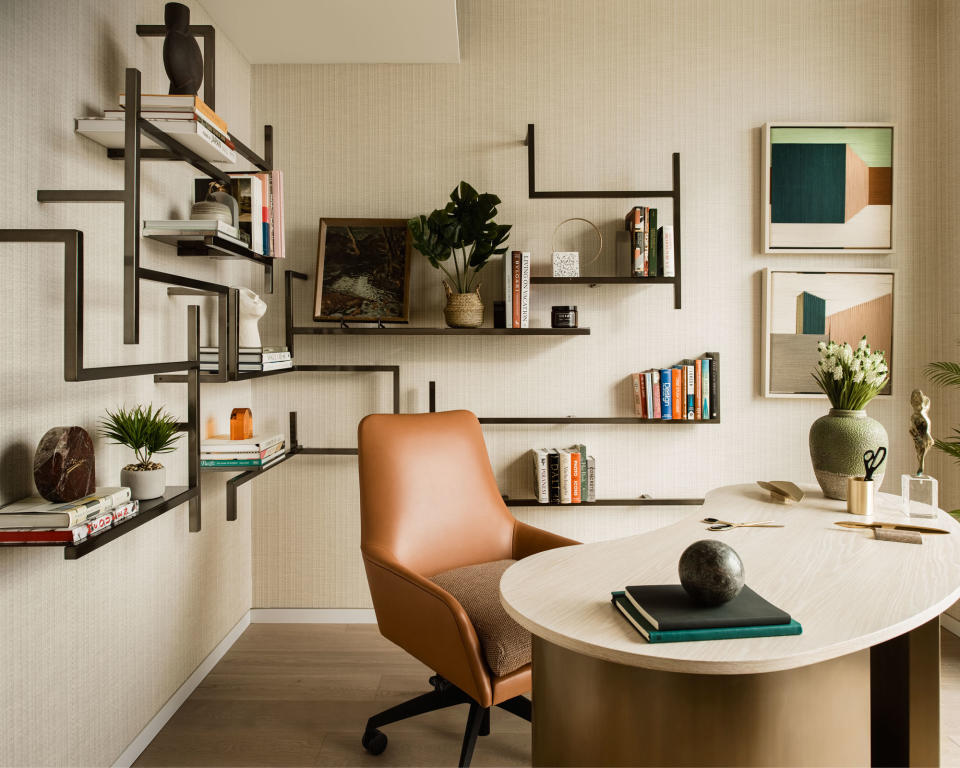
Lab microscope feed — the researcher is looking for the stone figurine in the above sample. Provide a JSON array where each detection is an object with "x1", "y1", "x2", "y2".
[
  {"x1": 163, "y1": 2, "x2": 203, "y2": 96},
  {"x1": 909, "y1": 388, "x2": 935, "y2": 475},
  {"x1": 33, "y1": 426, "x2": 96, "y2": 502},
  {"x1": 237, "y1": 288, "x2": 267, "y2": 349}
]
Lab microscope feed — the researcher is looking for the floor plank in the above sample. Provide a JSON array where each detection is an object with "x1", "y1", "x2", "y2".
[{"x1": 134, "y1": 623, "x2": 960, "y2": 767}]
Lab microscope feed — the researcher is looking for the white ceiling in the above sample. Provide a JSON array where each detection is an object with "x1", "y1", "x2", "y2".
[{"x1": 198, "y1": 0, "x2": 460, "y2": 64}]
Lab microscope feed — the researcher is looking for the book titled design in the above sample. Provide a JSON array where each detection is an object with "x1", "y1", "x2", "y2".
[
  {"x1": 612, "y1": 592, "x2": 802, "y2": 644},
  {"x1": 660, "y1": 368, "x2": 673, "y2": 421}
]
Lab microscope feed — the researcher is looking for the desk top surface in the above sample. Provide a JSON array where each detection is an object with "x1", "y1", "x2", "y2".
[{"x1": 500, "y1": 483, "x2": 960, "y2": 674}]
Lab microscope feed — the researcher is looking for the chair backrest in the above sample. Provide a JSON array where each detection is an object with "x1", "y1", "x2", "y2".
[{"x1": 358, "y1": 410, "x2": 516, "y2": 577}]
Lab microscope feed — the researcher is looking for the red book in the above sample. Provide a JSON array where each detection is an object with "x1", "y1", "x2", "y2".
[
  {"x1": 694, "y1": 361, "x2": 702, "y2": 420},
  {"x1": 671, "y1": 367, "x2": 682, "y2": 420},
  {"x1": 0, "y1": 526, "x2": 88, "y2": 543},
  {"x1": 570, "y1": 452, "x2": 581, "y2": 504},
  {"x1": 511, "y1": 251, "x2": 522, "y2": 328},
  {"x1": 638, "y1": 373, "x2": 648, "y2": 418}
]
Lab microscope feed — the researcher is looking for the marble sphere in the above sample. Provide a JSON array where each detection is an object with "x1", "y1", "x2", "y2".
[{"x1": 678, "y1": 539, "x2": 745, "y2": 606}]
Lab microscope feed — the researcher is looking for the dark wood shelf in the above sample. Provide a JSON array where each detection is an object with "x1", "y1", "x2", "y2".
[
  {"x1": 44, "y1": 486, "x2": 196, "y2": 560},
  {"x1": 502, "y1": 497, "x2": 703, "y2": 507},
  {"x1": 480, "y1": 416, "x2": 719, "y2": 425},
  {"x1": 292, "y1": 326, "x2": 590, "y2": 336},
  {"x1": 530, "y1": 276, "x2": 676, "y2": 285}
]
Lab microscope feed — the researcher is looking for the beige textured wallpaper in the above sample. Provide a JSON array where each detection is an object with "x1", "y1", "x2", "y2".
[
  {"x1": 250, "y1": 0, "x2": 948, "y2": 609},
  {"x1": 0, "y1": 2, "x2": 259, "y2": 765}
]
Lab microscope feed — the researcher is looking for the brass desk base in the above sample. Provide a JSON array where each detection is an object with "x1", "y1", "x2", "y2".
[{"x1": 531, "y1": 619, "x2": 940, "y2": 767}]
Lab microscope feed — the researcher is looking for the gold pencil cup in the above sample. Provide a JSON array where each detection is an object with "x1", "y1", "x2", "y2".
[{"x1": 847, "y1": 477, "x2": 874, "y2": 516}]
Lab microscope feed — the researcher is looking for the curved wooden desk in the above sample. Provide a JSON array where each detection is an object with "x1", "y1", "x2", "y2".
[{"x1": 501, "y1": 484, "x2": 960, "y2": 767}]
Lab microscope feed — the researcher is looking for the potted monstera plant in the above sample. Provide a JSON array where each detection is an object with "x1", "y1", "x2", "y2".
[
  {"x1": 100, "y1": 404, "x2": 181, "y2": 500},
  {"x1": 408, "y1": 181, "x2": 511, "y2": 328}
]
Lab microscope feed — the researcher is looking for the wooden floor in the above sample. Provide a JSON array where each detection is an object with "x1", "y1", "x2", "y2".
[{"x1": 135, "y1": 624, "x2": 960, "y2": 767}]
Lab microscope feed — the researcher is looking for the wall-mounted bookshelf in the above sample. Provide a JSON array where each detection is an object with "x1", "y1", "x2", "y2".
[
  {"x1": 502, "y1": 497, "x2": 703, "y2": 507},
  {"x1": 291, "y1": 326, "x2": 590, "y2": 336}
]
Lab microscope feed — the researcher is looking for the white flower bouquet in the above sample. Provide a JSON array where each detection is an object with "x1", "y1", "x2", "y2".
[{"x1": 812, "y1": 336, "x2": 889, "y2": 410}]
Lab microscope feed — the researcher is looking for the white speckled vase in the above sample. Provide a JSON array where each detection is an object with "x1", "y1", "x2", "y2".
[{"x1": 809, "y1": 408, "x2": 887, "y2": 501}]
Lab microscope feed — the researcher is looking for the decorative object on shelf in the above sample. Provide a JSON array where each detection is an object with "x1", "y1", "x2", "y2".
[
  {"x1": 230, "y1": 408, "x2": 253, "y2": 440},
  {"x1": 678, "y1": 540, "x2": 745, "y2": 606},
  {"x1": 762, "y1": 268, "x2": 894, "y2": 397},
  {"x1": 762, "y1": 122, "x2": 894, "y2": 253},
  {"x1": 191, "y1": 180, "x2": 238, "y2": 229},
  {"x1": 100, "y1": 405, "x2": 181, "y2": 501},
  {"x1": 237, "y1": 287, "x2": 267, "y2": 348},
  {"x1": 162, "y1": 2, "x2": 204, "y2": 96},
  {"x1": 847, "y1": 446, "x2": 886, "y2": 516},
  {"x1": 902, "y1": 388, "x2": 939, "y2": 518},
  {"x1": 923, "y1": 362, "x2": 960, "y2": 520},
  {"x1": 551, "y1": 251, "x2": 580, "y2": 278},
  {"x1": 551, "y1": 305, "x2": 578, "y2": 329},
  {"x1": 756, "y1": 480, "x2": 804, "y2": 504},
  {"x1": 314, "y1": 218, "x2": 412, "y2": 323},
  {"x1": 408, "y1": 181, "x2": 511, "y2": 328},
  {"x1": 33, "y1": 426, "x2": 96, "y2": 502},
  {"x1": 808, "y1": 337, "x2": 889, "y2": 500}
]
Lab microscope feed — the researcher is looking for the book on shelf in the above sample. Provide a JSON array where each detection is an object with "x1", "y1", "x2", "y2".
[
  {"x1": 612, "y1": 591, "x2": 802, "y2": 643},
  {"x1": 584, "y1": 455, "x2": 596, "y2": 502},
  {"x1": 635, "y1": 355, "x2": 717, "y2": 420},
  {"x1": 0, "y1": 499, "x2": 140, "y2": 543},
  {"x1": 707, "y1": 353, "x2": 719, "y2": 419},
  {"x1": 117, "y1": 92, "x2": 228, "y2": 134},
  {"x1": 256, "y1": 172, "x2": 271, "y2": 257},
  {"x1": 201, "y1": 442, "x2": 285, "y2": 462},
  {"x1": 0, "y1": 487, "x2": 131, "y2": 529},
  {"x1": 198, "y1": 350, "x2": 291, "y2": 364},
  {"x1": 142, "y1": 219, "x2": 249, "y2": 249},
  {"x1": 103, "y1": 109, "x2": 232, "y2": 147},
  {"x1": 647, "y1": 209, "x2": 659, "y2": 277},
  {"x1": 228, "y1": 174, "x2": 264, "y2": 255},
  {"x1": 558, "y1": 449, "x2": 572, "y2": 504},
  {"x1": 531, "y1": 447, "x2": 595, "y2": 504},
  {"x1": 651, "y1": 370, "x2": 661, "y2": 418},
  {"x1": 701, "y1": 356, "x2": 711, "y2": 419},
  {"x1": 661, "y1": 225, "x2": 675, "y2": 277},
  {"x1": 201, "y1": 433, "x2": 284, "y2": 453},
  {"x1": 684, "y1": 361, "x2": 695, "y2": 420},
  {"x1": 671, "y1": 367, "x2": 682, "y2": 420},
  {"x1": 694, "y1": 360, "x2": 703, "y2": 420},
  {"x1": 531, "y1": 449, "x2": 550, "y2": 503},
  {"x1": 199, "y1": 346, "x2": 288, "y2": 355},
  {"x1": 659, "y1": 367, "x2": 672, "y2": 420},
  {"x1": 200, "y1": 450, "x2": 286, "y2": 469},
  {"x1": 75, "y1": 117, "x2": 237, "y2": 164},
  {"x1": 239, "y1": 359, "x2": 293, "y2": 372},
  {"x1": 547, "y1": 451, "x2": 561, "y2": 504},
  {"x1": 504, "y1": 251, "x2": 531, "y2": 328}
]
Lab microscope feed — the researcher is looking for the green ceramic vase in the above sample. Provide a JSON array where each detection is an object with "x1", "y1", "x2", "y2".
[{"x1": 809, "y1": 408, "x2": 888, "y2": 500}]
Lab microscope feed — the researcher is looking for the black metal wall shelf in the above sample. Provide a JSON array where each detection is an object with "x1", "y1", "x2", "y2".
[
  {"x1": 523, "y1": 123, "x2": 682, "y2": 309},
  {"x1": 502, "y1": 497, "x2": 703, "y2": 507},
  {"x1": 479, "y1": 417, "x2": 720, "y2": 425},
  {"x1": 531, "y1": 276, "x2": 676, "y2": 285},
  {"x1": 292, "y1": 326, "x2": 590, "y2": 336}
]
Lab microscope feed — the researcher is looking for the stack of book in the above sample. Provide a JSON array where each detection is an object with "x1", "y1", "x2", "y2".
[
  {"x1": 198, "y1": 346, "x2": 293, "y2": 374},
  {"x1": 503, "y1": 250, "x2": 531, "y2": 328},
  {"x1": 200, "y1": 434, "x2": 286, "y2": 470},
  {"x1": 194, "y1": 173, "x2": 285, "y2": 258},
  {"x1": 611, "y1": 584, "x2": 802, "y2": 643},
  {"x1": 143, "y1": 218, "x2": 249, "y2": 250},
  {"x1": 530, "y1": 446, "x2": 596, "y2": 504},
  {"x1": 0, "y1": 487, "x2": 138, "y2": 544},
  {"x1": 631, "y1": 353, "x2": 718, "y2": 420},
  {"x1": 625, "y1": 206, "x2": 675, "y2": 277},
  {"x1": 76, "y1": 93, "x2": 236, "y2": 164}
]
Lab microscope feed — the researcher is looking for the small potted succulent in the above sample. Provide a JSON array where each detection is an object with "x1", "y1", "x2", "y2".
[
  {"x1": 100, "y1": 404, "x2": 181, "y2": 500},
  {"x1": 808, "y1": 337, "x2": 889, "y2": 500},
  {"x1": 408, "y1": 181, "x2": 511, "y2": 328}
]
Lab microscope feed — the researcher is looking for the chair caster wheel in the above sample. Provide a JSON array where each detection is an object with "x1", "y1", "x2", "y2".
[{"x1": 362, "y1": 728, "x2": 388, "y2": 755}]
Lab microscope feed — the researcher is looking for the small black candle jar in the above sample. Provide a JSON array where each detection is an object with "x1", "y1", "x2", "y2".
[{"x1": 551, "y1": 305, "x2": 578, "y2": 328}]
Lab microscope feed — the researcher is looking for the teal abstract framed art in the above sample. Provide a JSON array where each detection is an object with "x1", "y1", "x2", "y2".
[{"x1": 762, "y1": 123, "x2": 895, "y2": 253}]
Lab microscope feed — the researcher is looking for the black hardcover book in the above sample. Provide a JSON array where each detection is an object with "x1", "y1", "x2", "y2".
[
  {"x1": 547, "y1": 451, "x2": 561, "y2": 504},
  {"x1": 624, "y1": 585, "x2": 791, "y2": 631},
  {"x1": 707, "y1": 353, "x2": 719, "y2": 419}
]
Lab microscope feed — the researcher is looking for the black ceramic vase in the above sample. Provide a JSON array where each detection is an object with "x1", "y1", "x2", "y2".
[{"x1": 163, "y1": 2, "x2": 203, "y2": 96}]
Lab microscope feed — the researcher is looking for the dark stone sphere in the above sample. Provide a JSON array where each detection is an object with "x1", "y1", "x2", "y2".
[{"x1": 678, "y1": 540, "x2": 745, "y2": 606}]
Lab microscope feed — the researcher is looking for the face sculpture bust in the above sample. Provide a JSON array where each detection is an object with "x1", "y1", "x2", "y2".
[{"x1": 237, "y1": 288, "x2": 267, "y2": 349}]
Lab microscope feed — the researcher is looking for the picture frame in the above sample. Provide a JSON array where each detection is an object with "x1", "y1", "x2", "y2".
[
  {"x1": 762, "y1": 122, "x2": 895, "y2": 253},
  {"x1": 761, "y1": 268, "x2": 895, "y2": 398},
  {"x1": 313, "y1": 218, "x2": 412, "y2": 323}
]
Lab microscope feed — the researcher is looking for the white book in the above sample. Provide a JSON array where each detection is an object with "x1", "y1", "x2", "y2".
[
  {"x1": 585, "y1": 456, "x2": 596, "y2": 502},
  {"x1": 74, "y1": 117, "x2": 237, "y2": 164},
  {"x1": 520, "y1": 251, "x2": 531, "y2": 328},
  {"x1": 531, "y1": 449, "x2": 550, "y2": 503},
  {"x1": 0, "y1": 487, "x2": 131, "y2": 529},
  {"x1": 644, "y1": 371, "x2": 654, "y2": 419},
  {"x1": 503, "y1": 253, "x2": 512, "y2": 329},
  {"x1": 559, "y1": 450, "x2": 572, "y2": 504},
  {"x1": 238, "y1": 359, "x2": 294, "y2": 372},
  {"x1": 201, "y1": 433, "x2": 284, "y2": 452},
  {"x1": 661, "y1": 225, "x2": 675, "y2": 277}
]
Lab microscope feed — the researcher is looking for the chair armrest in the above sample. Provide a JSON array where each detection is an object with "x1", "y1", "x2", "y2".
[
  {"x1": 362, "y1": 546, "x2": 495, "y2": 706},
  {"x1": 512, "y1": 521, "x2": 579, "y2": 561}
]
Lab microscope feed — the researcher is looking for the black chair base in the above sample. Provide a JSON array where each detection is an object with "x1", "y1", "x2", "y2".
[{"x1": 361, "y1": 675, "x2": 532, "y2": 767}]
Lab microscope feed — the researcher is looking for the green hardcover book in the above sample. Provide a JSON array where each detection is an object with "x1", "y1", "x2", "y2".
[
  {"x1": 611, "y1": 592, "x2": 802, "y2": 643},
  {"x1": 647, "y1": 208, "x2": 658, "y2": 276},
  {"x1": 200, "y1": 459, "x2": 267, "y2": 467}
]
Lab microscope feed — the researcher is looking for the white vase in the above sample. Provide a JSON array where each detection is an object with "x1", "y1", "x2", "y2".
[{"x1": 120, "y1": 466, "x2": 166, "y2": 501}]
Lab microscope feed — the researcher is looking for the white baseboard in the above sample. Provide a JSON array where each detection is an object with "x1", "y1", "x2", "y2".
[
  {"x1": 111, "y1": 611, "x2": 251, "y2": 768},
  {"x1": 250, "y1": 608, "x2": 377, "y2": 623},
  {"x1": 942, "y1": 612, "x2": 960, "y2": 638}
]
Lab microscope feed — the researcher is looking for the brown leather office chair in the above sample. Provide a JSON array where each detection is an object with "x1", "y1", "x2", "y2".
[{"x1": 357, "y1": 410, "x2": 578, "y2": 767}]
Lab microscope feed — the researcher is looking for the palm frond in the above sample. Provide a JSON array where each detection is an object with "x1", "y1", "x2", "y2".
[
  {"x1": 924, "y1": 361, "x2": 960, "y2": 389},
  {"x1": 934, "y1": 437, "x2": 960, "y2": 464}
]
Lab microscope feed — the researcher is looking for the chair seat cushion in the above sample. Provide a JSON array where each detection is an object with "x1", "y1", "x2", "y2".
[{"x1": 430, "y1": 558, "x2": 530, "y2": 677}]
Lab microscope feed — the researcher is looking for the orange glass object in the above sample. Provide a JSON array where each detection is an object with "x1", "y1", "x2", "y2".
[{"x1": 230, "y1": 408, "x2": 253, "y2": 440}]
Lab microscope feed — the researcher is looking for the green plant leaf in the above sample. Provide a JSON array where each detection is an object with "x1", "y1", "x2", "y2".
[
  {"x1": 100, "y1": 404, "x2": 181, "y2": 468},
  {"x1": 925, "y1": 361, "x2": 960, "y2": 389}
]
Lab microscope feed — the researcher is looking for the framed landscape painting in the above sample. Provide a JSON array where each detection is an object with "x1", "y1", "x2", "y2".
[
  {"x1": 314, "y1": 218, "x2": 412, "y2": 323},
  {"x1": 762, "y1": 123, "x2": 894, "y2": 253},
  {"x1": 761, "y1": 268, "x2": 895, "y2": 397}
]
